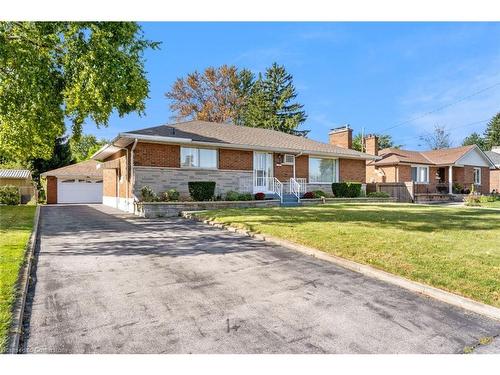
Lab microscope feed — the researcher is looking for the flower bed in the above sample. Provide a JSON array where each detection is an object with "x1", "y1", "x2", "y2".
[{"x1": 135, "y1": 199, "x2": 281, "y2": 218}]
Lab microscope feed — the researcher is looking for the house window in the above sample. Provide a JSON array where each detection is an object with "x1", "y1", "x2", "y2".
[
  {"x1": 473, "y1": 167, "x2": 481, "y2": 185},
  {"x1": 309, "y1": 157, "x2": 338, "y2": 183},
  {"x1": 283, "y1": 154, "x2": 295, "y2": 165},
  {"x1": 180, "y1": 147, "x2": 217, "y2": 169},
  {"x1": 411, "y1": 166, "x2": 429, "y2": 184}
]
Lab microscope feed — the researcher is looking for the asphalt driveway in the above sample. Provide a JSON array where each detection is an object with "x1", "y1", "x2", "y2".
[{"x1": 22, "y1": 204, "x2": 500, "y2": 353}]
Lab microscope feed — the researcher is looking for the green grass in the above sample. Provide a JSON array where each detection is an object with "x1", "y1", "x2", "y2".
[
  {"x1": 196, "y1": 203, "x2": 500, "y2": 307},
  {"x1": 0, "y1": 205, "x2": 36, "y2": 352},
  {"x1": 480, "y1": 200, "x2": 500, "y2": 209}
]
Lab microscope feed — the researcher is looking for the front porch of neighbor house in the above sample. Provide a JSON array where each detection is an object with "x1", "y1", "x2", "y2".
[{"x1": 413, "y1": 164, "x2": 488, "y2": 195}]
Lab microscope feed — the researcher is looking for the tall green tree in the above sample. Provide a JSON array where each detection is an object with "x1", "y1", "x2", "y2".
[
  {"x1": 352, "y1": 133, "x2": 400, "y2": 152},
  {"x1": 28, "y1": 137, "x2": 75, "y2": 187},
  {"x1": 70, "y1": 134, "x2": 108, "y2": 162},
  {"x1": 0, "y1": 22, "x2": 159, "y2": 160},
  {"x1": 462, "y1": 132, "x2": 487, "y2": 150},
  {"x1": 484, "y1": 112, "x2": 500, "y2": 150},
  {"x1": 240, "y1": 63, "x2": 306, "y2": 133}
]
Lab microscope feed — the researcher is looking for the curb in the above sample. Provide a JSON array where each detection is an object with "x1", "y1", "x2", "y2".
[
  {"x1": 7, "y1": 205, "x2": 41, "y2": 354},
  {"x1": 181, "y1": 211, "x2": 500, "y2": 322}
]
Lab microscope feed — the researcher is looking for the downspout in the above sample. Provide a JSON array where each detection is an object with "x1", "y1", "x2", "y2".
[
  {"x1": 110, "y1": 144, "x2": 129, "y2": 211},
  {"x1": 130, "y1": 139, "x2": 138, "y2": 210},
  {"x1": 294, "y1": 151, "x2": 303, "y2": 180}
]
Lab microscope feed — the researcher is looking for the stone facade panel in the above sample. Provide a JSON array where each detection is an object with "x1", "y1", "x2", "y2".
[{"x1": 134, "y1": 167, "x2": 253, "y2": 198}]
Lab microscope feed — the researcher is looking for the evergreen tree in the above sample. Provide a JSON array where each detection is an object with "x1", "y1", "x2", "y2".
[
  {"x1": 352, "y1": 133, "x2": 400, "y2": 152},
  {"x1": 240, "y1": 63, "x2": 306, "y2": 133},
  {"x1": 484, "y1": 112, "x2": 500, "y2": 150},
  {"x1": 462, "y1": 132, "x2": 487, "y2": 150},
  {"x1": 28, "y1": 137, "x2": 75, "y2": 188}
]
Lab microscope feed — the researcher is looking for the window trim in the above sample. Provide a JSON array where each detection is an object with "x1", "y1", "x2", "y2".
[
  {"x1": 473, "y1": 167, "x2": 481, "y2": 185},
  {"x1": 308, "y1": 156, "x2": 339, "y2": 184},
  {"x1": 180, "y1": 147, "x2": 218, "y2": 170},
  {"x1": 411, "y1": 165, "x2": 429, "y2": 184}
]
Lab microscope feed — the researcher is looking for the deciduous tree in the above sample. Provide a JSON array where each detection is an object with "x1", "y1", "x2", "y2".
[
  {"x1": 165, "y1": 65, "x2": 250, "y2": 123},
  {"x1": 70, "y1": 134, "x2": 108, "y2": 162},
  {"x1": 419, "y1": 125, "x2": 452, "y2": 150},
  {"x1": 0, "y1": 22, "x2": 159, "y2": 160}
]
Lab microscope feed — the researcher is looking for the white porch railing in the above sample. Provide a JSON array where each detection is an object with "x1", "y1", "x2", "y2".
[
  {"x1": 289, "y1": 178, "x2": 307, "y2": 202},
  {"x1": 272, "y1": 178, "x2": 283, "y2": 203}
]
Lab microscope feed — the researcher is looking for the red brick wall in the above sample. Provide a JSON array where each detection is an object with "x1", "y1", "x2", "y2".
[
  {"x1": 103, "y1": 169, "x2": 117, "y2": 197},
  {"x1": 295, "y1": 155, "x2": 309, "y2": 180},
  {"x1": 339, "y1": 158, "x2": 366, "y2": 182},
  {"x1": 46, "y1": 176, "x2": 57, "y2": 204},
  {"x1": 329, "y1": 129, "x2": 353, "y2": 149},
  {"x1": 218, "y1": 149, "x2": 253, "y2": 170},
  {"x1": 454, "y1": 166, "x2": 490, "y2": 194},
  {"x1": 490, "y1": 169, "x2": 500, "y2": 193},
  {"x1": 134, "y1": 142, "x2": 180, "y2": 168},
  {"x1": 273, "y1": 153, "x2": 294, "y2": 182}
]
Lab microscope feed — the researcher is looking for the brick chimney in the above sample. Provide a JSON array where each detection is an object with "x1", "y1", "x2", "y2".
[
  {"x1": 364, "y1": 134, "x2": 379, "y2": 156},
  {"x1": 329, "y1": 125, "x2": 352, "y2": 149}
]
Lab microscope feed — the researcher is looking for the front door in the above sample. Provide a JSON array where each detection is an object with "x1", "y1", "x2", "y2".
[{"x1": 253, "y1": 152, "x2": 273, "y2": 193}]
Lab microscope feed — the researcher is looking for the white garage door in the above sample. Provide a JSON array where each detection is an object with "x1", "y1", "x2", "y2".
[{"x1": 57, "y1": 179, "x2": 103, "y2": 203}]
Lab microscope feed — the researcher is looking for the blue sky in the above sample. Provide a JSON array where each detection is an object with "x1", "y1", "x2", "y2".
[{"x1": 83, "y1": 22, "x2": 500, "y2": 150}]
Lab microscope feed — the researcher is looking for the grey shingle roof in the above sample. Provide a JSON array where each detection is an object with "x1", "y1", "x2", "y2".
[
  {"x1": 485, "y1": 151, "x2": 500, "y2": 167},
  {"x1": 125, "y1": 120, "x2": 374, "y2": 159},
  {"x1": 40, "y1": 160, "x2": 102, "y2": 178},
  {"x1": 0, "y1": 169, "x2": 31, "y2": 179}
]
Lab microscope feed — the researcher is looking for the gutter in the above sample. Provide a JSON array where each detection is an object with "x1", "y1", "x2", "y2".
[{"x1": 117, "y1": 133, "x2": 380, "y2": 161}]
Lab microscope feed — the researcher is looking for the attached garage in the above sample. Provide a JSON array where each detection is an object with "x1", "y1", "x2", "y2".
[{"x1": 41, "y1": 160, "x2": 103, "y2": 204}]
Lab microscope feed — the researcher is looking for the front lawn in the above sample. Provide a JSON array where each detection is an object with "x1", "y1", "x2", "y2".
[
  {"x1": 196, "y1": 203, "x2": 500, "y2": 307},
  {"x1": 0, "y1": 205, "x2": 36, "y2": 352}
]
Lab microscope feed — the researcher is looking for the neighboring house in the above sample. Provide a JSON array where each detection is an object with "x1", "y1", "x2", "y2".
[
  {"x1": 365, "y1": 135, "x2": 495, "y2": 195},
  {"x1": 485, "y1": 146, "x2": 500, "y2": 193},
  {"x1": 0, "y1": 169, "x2": 37, "y2": 203},
  {"x1": 91, "y1": 121, "x2": 377, "y2": 212},
  {"x1": 41, "y1": 160, "x2": 103, "y2": 204}
]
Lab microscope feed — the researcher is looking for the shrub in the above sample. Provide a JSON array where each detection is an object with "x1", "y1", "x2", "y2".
[
  {"x1": 188, "y1": 181, "x2": 216, "y2": 201},
  {"x1": 225, "y1": 190, "x2": 240, "y2": 201},
  {"x1": 166, "y1": 189, "x2": 180, "y2": 201},
  {"x1": 464, "y1": 193, "x2": 481, "y2": 206},
  {"x1": 367, "y1": 191, "x2": 390, "y2": 198},
  {"x1": 302, "y1": 191, "x2": 315, "y2": 199},
  {"x1": 331, "y1": 182, "x2": 362, "y2": 198},
  {"x1": 0, "y1": 185, "x2": 20, "y2": 205},
  {"x1": 254, "y1": 192, "x2": 266, "y2": 200},
  {"x1": 452, "y1": 183, "x2": 462, "y2": 194},
  {"x1": 238, "y1": 193, "x2": 253, "y2": 201},
  {"x1": 140, "y1": 186, "x2": 158, "y2": 202},
  {"x1": 312, "y1": 190, "x2": 326, "y2": 198}
]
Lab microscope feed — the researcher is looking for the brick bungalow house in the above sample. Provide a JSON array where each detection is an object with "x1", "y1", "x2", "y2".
[
  {"x1": 91, "y1": 121, "x2": 376, "y2": 212},
  {"x1": 364, "y1": 135, "x2": 495, "y2": 195},
  {"x1": 485, "y1": 146, "x2": 500, "y2": 193}
]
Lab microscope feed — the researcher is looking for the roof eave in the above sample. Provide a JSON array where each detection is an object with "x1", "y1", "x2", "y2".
[{"x1": 117, "y1": 133, "x2": 379, "y2": 161}]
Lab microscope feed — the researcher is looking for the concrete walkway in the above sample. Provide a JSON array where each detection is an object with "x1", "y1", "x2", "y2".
[{"x1": 22, "y1": 204, "x2": 500, "y2": 353}]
